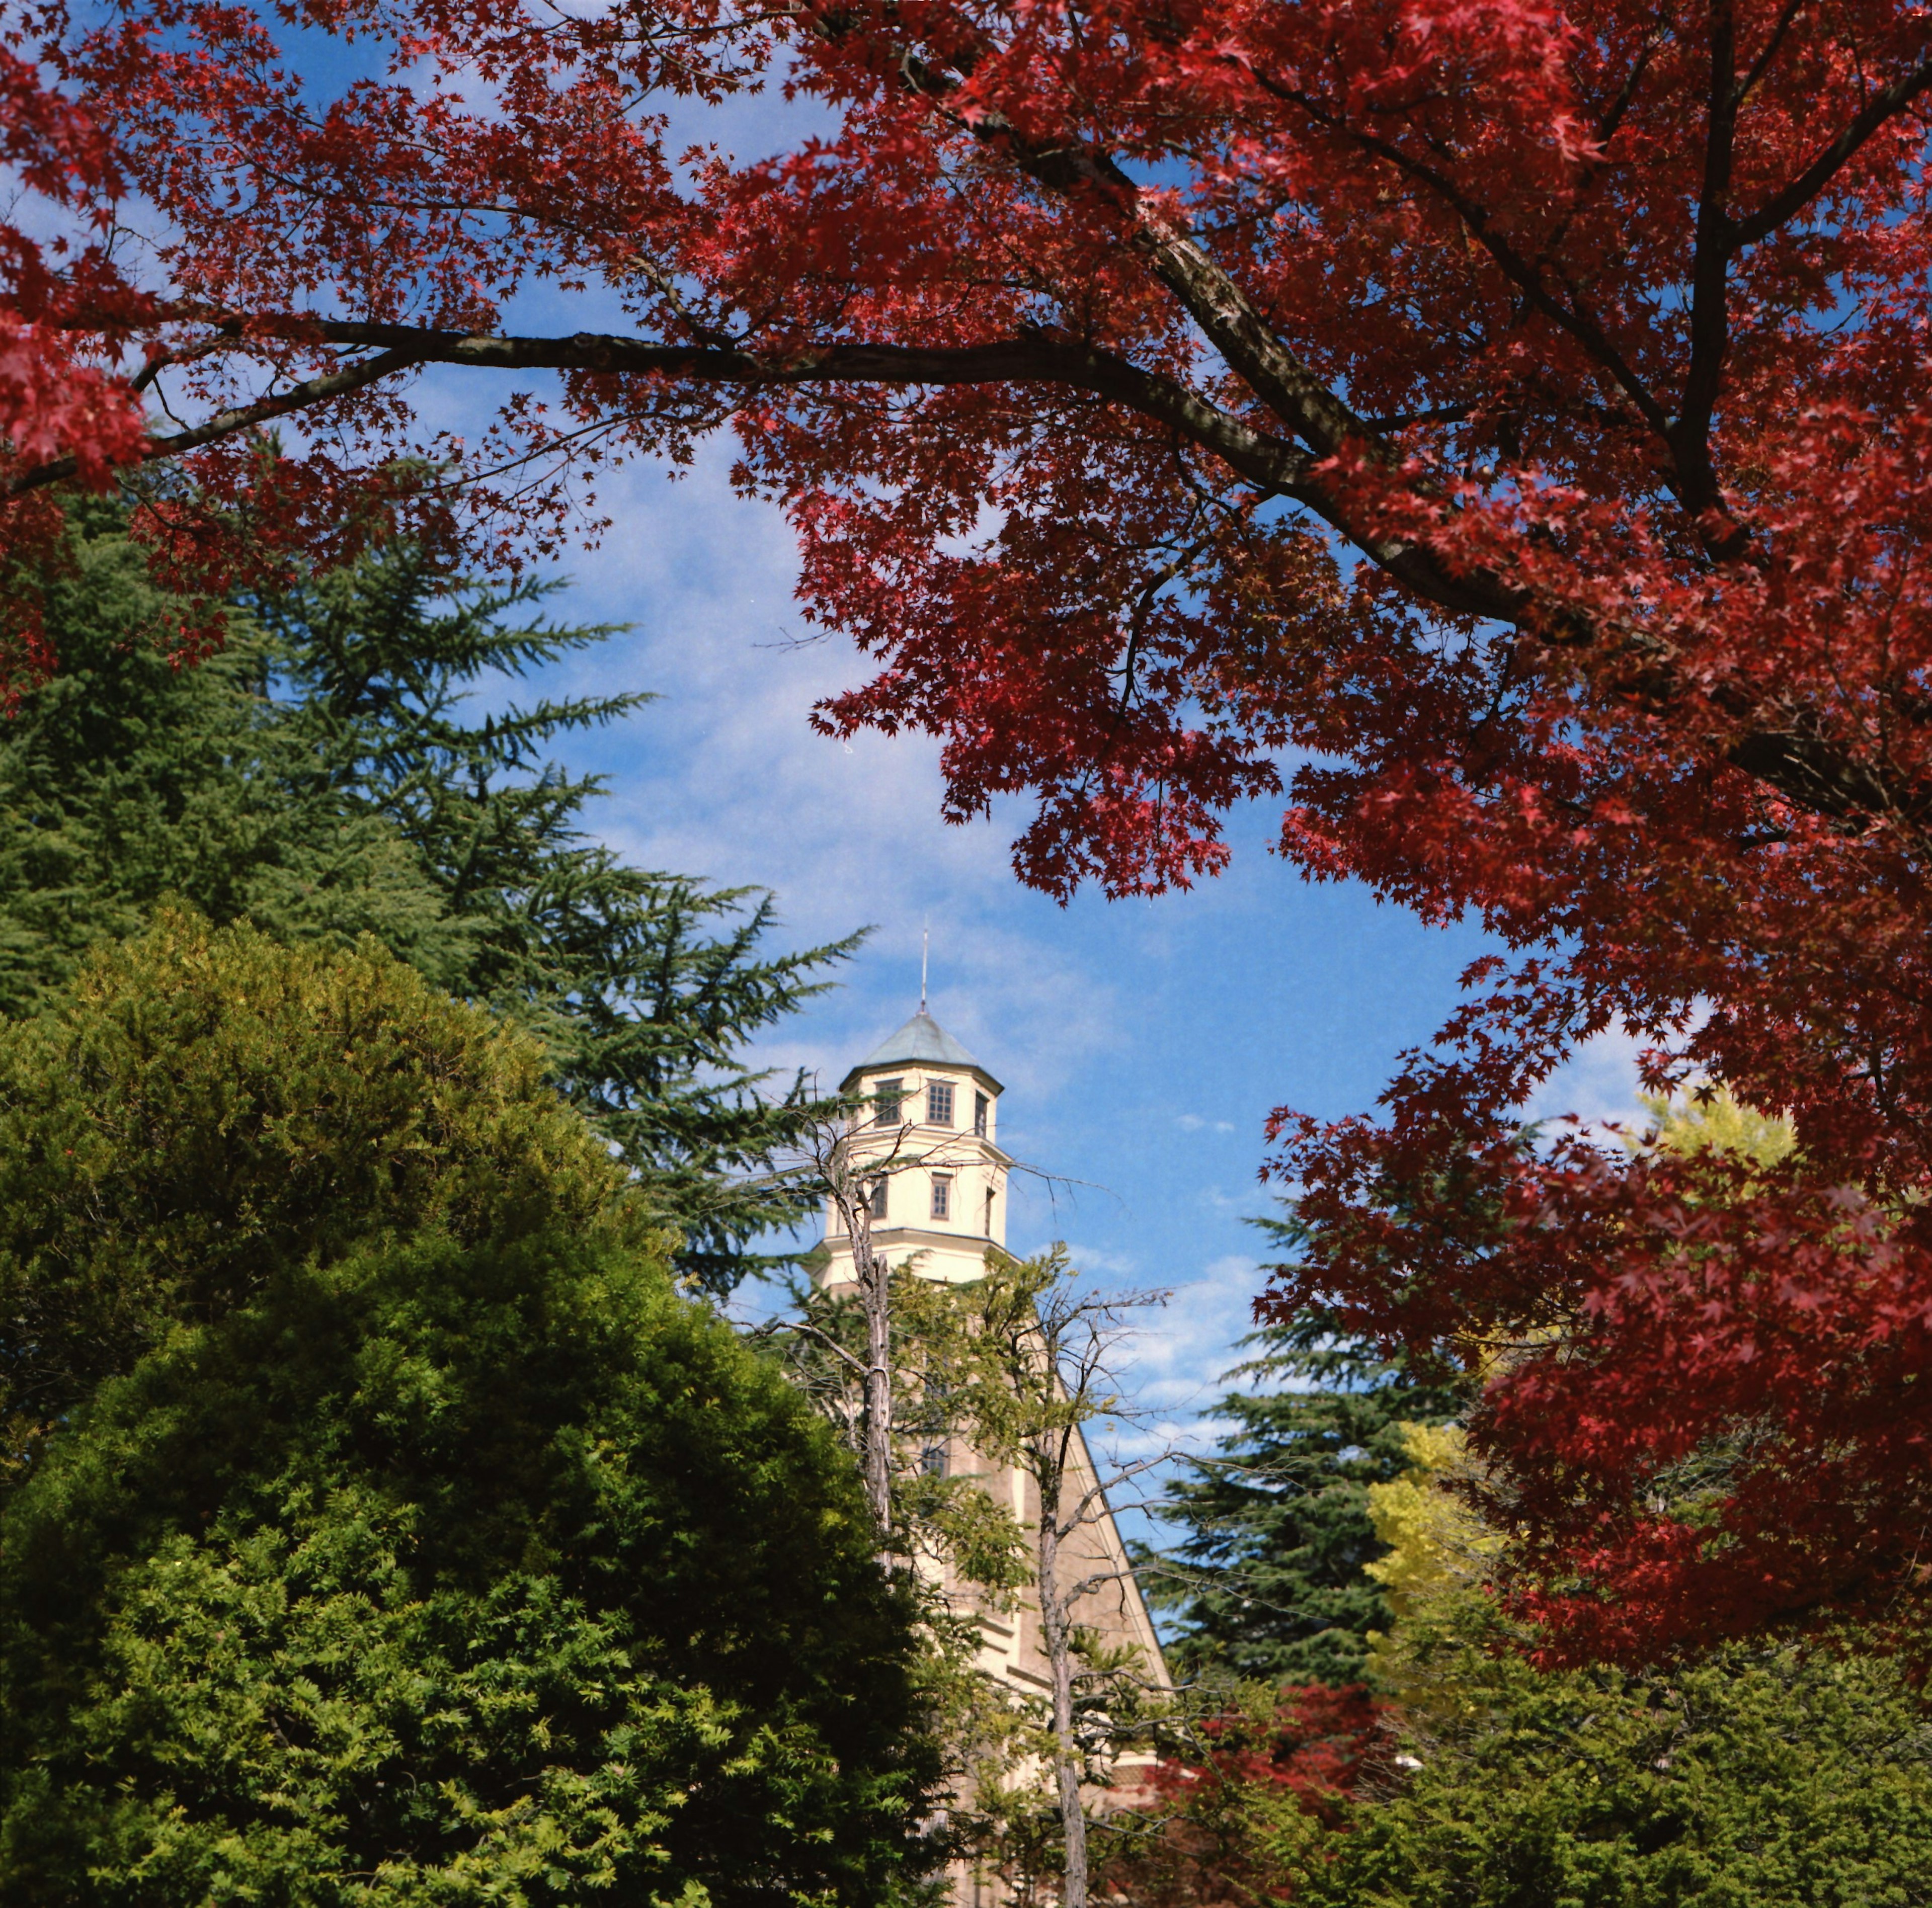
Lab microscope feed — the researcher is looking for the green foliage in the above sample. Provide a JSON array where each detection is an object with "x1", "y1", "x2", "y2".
[
  {"x1": 0, "y1": 511, "x2": 856, "y2": 1287},
  {"x1": 0, "y1": 1225, "x2": 939, "y2": 1906},
  {"x1": 892, "y1": 1250, "x2": 1103, "y2": 1472},
  {"x1": 0, "y1": 583, "x2": 940, "y2": 1904},
  {"x1": 1296, "y1": 1417, "x2": 1932, "y2": 1906},
  {"x1": 0, "y1": 911, "x2": 627, "y2": 1476},
  {"x1": 1149, "y1": 1238, "x2": 1466, "y2": 1684},
  {"x1": 1297, "y1": 1623, "x2": 1932, "y2": 1908},
  {"x1": 765, "y1": 1264, "x2": 1042, "y2": 1866}
]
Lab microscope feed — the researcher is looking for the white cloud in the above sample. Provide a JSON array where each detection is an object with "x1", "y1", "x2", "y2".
[
  {"x1": 498, "y1": 443, "x2": 1134, "y2": 1110},
  {"x1": 1520, "y1": 1021, "x2": 1650, "y2": 1140},
  {"x1": 1059, "y1": 1242, "x2": 1142, "y2": 1279}
]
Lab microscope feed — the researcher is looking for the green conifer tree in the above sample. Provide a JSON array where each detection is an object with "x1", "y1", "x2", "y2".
[
  {"x1": 1149, "y1": 1222, "x2": 1466, "y2": 1686},
  {"x1": 0, "y1": 508, "x2": 856, "y2": 1289}
]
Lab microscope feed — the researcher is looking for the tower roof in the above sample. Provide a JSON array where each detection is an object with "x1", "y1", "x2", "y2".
[{"x1": 840, "y1": 1011, "x2": 1003, "y2": 1093}]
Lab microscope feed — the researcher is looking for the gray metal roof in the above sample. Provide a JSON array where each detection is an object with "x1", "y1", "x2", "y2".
[{"x1": 840, "y1": 1011, "x2": 1003, "y2": 1092}]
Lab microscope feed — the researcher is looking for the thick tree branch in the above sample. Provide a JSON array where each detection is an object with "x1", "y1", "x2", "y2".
[
  {"x1": 1670, "y1": 0, "x2": 1739, "y2": 532},
  {"x1": 1733, "y1": 52, "x2": 1932, "y2": 244}
]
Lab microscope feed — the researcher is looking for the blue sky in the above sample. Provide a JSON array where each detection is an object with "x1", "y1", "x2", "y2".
[{"x1": 478, "y1": 427, "x2": 1646, "y2": 1466}]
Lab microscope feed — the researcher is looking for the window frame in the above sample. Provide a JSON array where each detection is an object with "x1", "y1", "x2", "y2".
[
  {"x1": 930, "y1": 1174, "x2": 951, "y2": 1221},
  {"x1": 872, "y1": 1077, "x2": 905, "y2": 1127},
  {"x1": 927, "y1": 1079, "x2": 955, "y2": 1126}
]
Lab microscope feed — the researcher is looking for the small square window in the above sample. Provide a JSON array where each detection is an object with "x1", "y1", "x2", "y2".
[
  {"x1": 867, "y1": 1175, "x2": 889, "y2": 1221},
  {"x1": 930, "y1": 1175, "x2": 951, "y2": 1221},
  {"x1": 872, "y1": 1078, "x2": 904, "y2": 1127},
  {"x1": 974, "y1": 1092, "x2": 989, "y2": 1137},
  {"x1": 927, "y1": 1081, "x2": 955, "y2": 1125},
  {"x1": 921, "y1": 1441, "x2": 949, "y2": 1477}
]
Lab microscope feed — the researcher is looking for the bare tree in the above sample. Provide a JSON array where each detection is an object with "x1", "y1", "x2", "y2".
[
  {"x1": 774, "y1": 1095, "x2": 913, "y2": 1537},
  {"x1": 907, "y1": 1249, "x2": 1174, "y2": 1908},
  {"x1": 769, "y1": 1088, "x2": 1003, "y2": 1542}
]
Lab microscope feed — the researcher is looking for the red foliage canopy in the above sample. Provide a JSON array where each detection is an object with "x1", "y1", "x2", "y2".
[
  {"x1": 15, "y1": 0, "x2": 1932, "y2": 1649},
  {"x1": 1173, "y1": 1683, "x2": 1389, "y2": 1833},
  {"x1": 0, "y1": 9, "x2": 149, "y2": 674}
]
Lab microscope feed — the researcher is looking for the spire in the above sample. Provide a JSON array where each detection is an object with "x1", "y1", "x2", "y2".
[{"x1": 920, "y1": 925, "x2": 929, "y2": 1015}]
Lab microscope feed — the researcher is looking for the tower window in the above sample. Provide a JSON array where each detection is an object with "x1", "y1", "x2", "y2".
[
  {"x1": 867, "y1": 1175, "x2": 889, "y2": 1221},
  {"x1": 930, "y1": 1175, "x2": 951, "y2": 1221},
  {"x1": 873, "y1": 1077, "x2": 904, "y2": 1127},
  {"x1": 985, "y1": 1187, "x2": 996, "y2": 1236},
  {"x1": 927, "y1": 1080, "x2": 955, "y2": 1125},
  {"x1": 974, "y1": 1092, "x2": 989, "y2": 1137}
]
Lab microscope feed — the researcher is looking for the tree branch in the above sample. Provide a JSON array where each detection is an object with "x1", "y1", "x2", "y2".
[
  {"x1": 10, "y1": 346, "x2": 428, "y2": 493},
  {"x1": 1734, "y1": 52, "x2": 1932, "y2": 245},
  {"x1": 1670, "y1": 0, "x2": 1740, "y2": 537}
]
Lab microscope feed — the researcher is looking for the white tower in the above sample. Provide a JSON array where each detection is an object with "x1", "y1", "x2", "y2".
[
  {"x1": 819, "y1": 1009, "x2": 1010, "y2": 1287},
  {"x1": 817, "y1": 1003, "x2": 1171, "y2": 1908}
]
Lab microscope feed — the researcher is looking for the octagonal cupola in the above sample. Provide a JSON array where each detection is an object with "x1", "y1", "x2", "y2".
[{"x1": 821, "y1": 1008, "x2": 1008, "y2": 1285}]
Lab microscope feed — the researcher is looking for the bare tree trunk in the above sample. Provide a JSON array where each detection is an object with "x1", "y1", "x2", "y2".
[
  {"x1": 852, "y1": 1206, "x2": 894, "y2": 1541},
  {"x1": 1035, "y1": 1475, "x2": 1088, "y2": 1908}
]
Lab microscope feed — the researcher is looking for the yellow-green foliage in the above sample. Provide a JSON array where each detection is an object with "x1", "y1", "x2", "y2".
[
  {"x1": 0, "y1": 910, "x2": 633, "y2": 1480},
  {"x1": 1365, "y1": 1424, "x2": 1497, "y2": 1626},
  {"x1": 1362, "y1": 1424, "x2": 1507, "y2": 1707},
  {"x1": 1634, "y1": 1082, "x2": 1796, "y2": 1169}
]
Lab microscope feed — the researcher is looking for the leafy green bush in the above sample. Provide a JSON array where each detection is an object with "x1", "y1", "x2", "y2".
[
  {"x1": 0, "y1": 1228, "x2": 937, "y2": 1906},
  {"x1": 1297, "y1": 1626, "x2": 1932, "y2": 1908}
]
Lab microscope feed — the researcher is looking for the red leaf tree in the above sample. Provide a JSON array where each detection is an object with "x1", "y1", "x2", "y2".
[
  {"x1": 23, "y1": 0, "x2": 1932, "y2": 1648},
  {"x1": 0, "y1": 7, "x2": 150, "y2": 677}
]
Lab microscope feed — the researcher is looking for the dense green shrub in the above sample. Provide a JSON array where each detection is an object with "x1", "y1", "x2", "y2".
[
  {"x1": 1298, "y1": 1626, "x2": 1932, "y2": 1908},
  {"x1": 0, "y1": 918, "x2": 937, "y2": 1904},
  {"x1": 0, "y1": 911, "x2": 627, "y2": 1473},
  {"x1": 0, "y1": 1229, "x2": 937, "y2": 1906}
]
